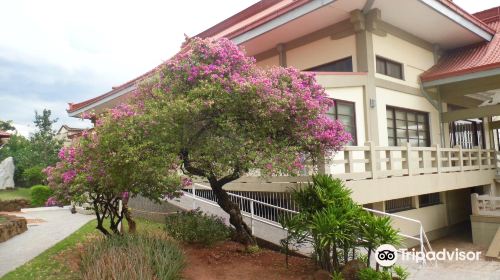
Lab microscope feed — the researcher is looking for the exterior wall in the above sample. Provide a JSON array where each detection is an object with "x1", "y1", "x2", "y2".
[
  {"x1": 286, "y1": 35, "x2": 357, "y2": 70},
  {"x1": 391, "y1": 204, "x2": 447, "y2": 238},
  {"x1": 376, "y1": 87, "x2": 441, "y2": 146},
  {"x1": 256, "y1": 55, "x2": 279, "y2": 68},
  {"x1": 372, "y1": 33, "x2": 434, "y2": 89}
]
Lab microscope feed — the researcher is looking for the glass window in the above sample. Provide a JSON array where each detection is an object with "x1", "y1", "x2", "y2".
[
  {"x1": 385, "y1": 197, "x2": 413, "y2": 213},
  {"x1": 306, "y1": 57, "x2": 353, "y2": 72},
  {"x1": 376, "y1": 56, "x2": 404, "y2": 79},
  {"x1": 386, "y1": 106, "x2": 430, "y2": 147},
  {"x1": 419, "y1": 193, "x2": 441, "y2": 208},
  {"x1": 326, "y1": 99, "x2": 357, "y2": 145}
]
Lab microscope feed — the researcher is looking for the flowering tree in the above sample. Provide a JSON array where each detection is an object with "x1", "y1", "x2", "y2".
[
  {"x1": 45, "y1": 108, "x2": 182, "y2": 236},
  {"x1": 130, "y1": 37, "x2": 351, "y2": 246}
]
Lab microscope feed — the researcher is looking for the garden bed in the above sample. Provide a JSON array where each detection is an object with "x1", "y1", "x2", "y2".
[
  {"x1": 0, "y1": 214, "x2": 27, "y2": 242},
  {"x1": 182, "y1": 241, "x2": 315, "y2": 280}
]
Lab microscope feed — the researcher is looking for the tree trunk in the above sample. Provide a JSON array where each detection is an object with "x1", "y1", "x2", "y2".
[
  {"x1": 122, "y1": 202, "x2": 136, "y2": 233},
  {"x1": 211, "y1": 184, "x2": 257, "y2": 247}
]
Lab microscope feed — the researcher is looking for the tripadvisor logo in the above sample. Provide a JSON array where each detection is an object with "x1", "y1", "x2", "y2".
[
  {"x1": 375, "y1": 244, "x2": 398, "y2": 267},
  {"x1": 375, "y1": 244, "x2": 483, "y2": 266}
]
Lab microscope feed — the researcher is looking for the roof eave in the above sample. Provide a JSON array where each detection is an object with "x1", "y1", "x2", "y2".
[
  {"x1": 422, "y1": 65, "x2": 500, "y2": 87},
  {"x1": 67, "y1": 84, "x2": 137, "y2": 117},
  {"x1": 419, "y1": 0, "x2": 494, "y2": 41}
]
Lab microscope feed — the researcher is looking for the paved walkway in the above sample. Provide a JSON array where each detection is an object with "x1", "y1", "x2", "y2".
[
  {"x1": 0, "y1": 207, "x2": 95, "y2": 277},
  {"x1": 399, "y1": 230, "x2": 500, "y2": 280}
]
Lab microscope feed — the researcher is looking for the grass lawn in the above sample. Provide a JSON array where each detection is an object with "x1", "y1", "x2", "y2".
[
  {"x1": 1, "y1": 218, "x2": 164, "y2": 280},
  {"x1": 0, "y1": 216, "x2": 6, "y2": 223},
  {"x1": 0, "y1": 188, "x2": 31, "y2": 201}
]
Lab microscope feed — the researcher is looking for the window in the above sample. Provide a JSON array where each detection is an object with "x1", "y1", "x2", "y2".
[
  {"x1": 386, "y1": 106, "x2": 430, "y2": 147},
  {"x1": 326, "y1": 99, "x2": 357, "y2": 145},
  {"x1": 306, "y1": 57, "x2": 353, "y2": 72},
  {"x1": 385, "y1": 197, "x2": 413, "y2": 213},
  {"x1": 419, "y1": 193, "x2": 441, "y2": 208},
  {"x1": 376, "y1": 56, "x2": 404, "y2": 79}
]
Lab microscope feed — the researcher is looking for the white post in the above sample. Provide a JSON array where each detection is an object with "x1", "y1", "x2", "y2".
[
  {"x1": 118, "y1": 199, "x2": 123, "y2": 233},
  {"x1": 420, "y1": 226, "x2": 426, "y2": 264},
  {"x1": 192, "y1": 184, "x2": 196, "y2": 210},
  {"x1": 250, "y1": 200, "x2": 255, "y2": 235}
]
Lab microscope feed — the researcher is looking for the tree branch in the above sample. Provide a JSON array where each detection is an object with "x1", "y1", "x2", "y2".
[{"x1": 179, "y1": 149, "x2": 206, "y2": 177}]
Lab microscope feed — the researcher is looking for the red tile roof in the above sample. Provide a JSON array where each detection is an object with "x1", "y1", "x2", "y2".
[
  {"x1": 0, "y1": 131, "x2": 11, "y2": 138},
  {"x1": 421, "y1": 6, "x2": 500, "y2": 83}
]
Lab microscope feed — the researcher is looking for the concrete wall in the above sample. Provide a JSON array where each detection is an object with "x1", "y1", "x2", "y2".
[
  {"x1": 391, "y1": 204, "x2": 447, "y2": 241},
  {"x1": 471, "y1": 215, "x2": 500, "y2": 247},
  {"x1": 286, "y1": 35, "x2": 357, "y2": 71}
]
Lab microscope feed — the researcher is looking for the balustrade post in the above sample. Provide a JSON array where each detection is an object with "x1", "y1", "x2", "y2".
[
  {"x1": 471, "y1": 193, "x2": 479, "y2": 215},
  {"x1": 477, "y1": 146, "x2": 482, "y2": 170},
  {"x1": 404, "y1": 142, "x2": 412, "y2": 176},
  {"x1": 365, "y1": 142, "x2": 377, "y2": 179},
  {"x1": 456, "y1": 145, "x2": 464, "y2": 172},
  {"x1": 344, "y1": 150, "x2": 353, "y2": 173},
  {"x1": 434, "y1": 144, "x2": 441, "y2": 173}
]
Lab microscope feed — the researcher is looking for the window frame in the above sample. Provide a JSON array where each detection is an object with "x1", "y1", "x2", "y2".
[
  {"x1": 327, "y1": 99, "x2": 357, "y2": 146},
  {"x1": 305, "y1": 56, "x2": 354, "y2": 72},
  {"x1": 376, "y1": 56, "x2": 404, "y2": 80},
  {"x1": 386, "y1": 106, "x2": 430, "y2": 147}
]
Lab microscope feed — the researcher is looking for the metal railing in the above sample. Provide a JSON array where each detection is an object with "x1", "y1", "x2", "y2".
[
  {"x1": 183, "y1": 183, "x2": 432, "y2": 264},
  {"x1": 363, "y1": 207, "x2": 434, "y2": 264}
]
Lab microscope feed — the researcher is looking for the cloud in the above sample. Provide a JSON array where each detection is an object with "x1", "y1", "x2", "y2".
[
  {"x1": 0, "y1": 58, "x2": 97, "y2": 136},
  {"x1": 0, "y1": 0, "x2": 258, "y2": 135}
]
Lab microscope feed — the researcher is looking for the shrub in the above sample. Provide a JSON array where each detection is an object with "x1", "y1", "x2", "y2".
[
  {"x1": 22, "y1": 166, "x2": 45, "y2": 186},
  {"x1": 165, "y1": 209, "x2": 231, "y2": 246},
  {"x1": 280, "y1": 175, "x2": 401, "y2": 273},
  {"x1": 30, "y1": 185, "x2": 53, "y2": 207},
  {"x1": 45, "y1": 196, "x2": 59, "y2": 207},
  {"x1": 357, "y1": 266, "x2": 409, "y2": 280},
  {"x1": 81, "y1": 232, "x2": 184, "y2": 280}
]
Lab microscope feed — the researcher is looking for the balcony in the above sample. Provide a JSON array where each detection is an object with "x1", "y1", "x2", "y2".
[
  {"x1": 330, "y1": 143, "x2": 497, "y2": 204},
  {"x1": 216, "y1": 143, "x2": 497, "y2": 205}
]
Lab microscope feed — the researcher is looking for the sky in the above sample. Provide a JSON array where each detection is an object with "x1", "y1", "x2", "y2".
[{"x1": 0, "y1": 0, "x2": 498, "y2": 136}]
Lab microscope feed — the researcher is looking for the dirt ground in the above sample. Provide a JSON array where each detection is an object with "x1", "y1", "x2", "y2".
[{"x1": 182, "y1": 241, "x2": 316, "y2": 280}]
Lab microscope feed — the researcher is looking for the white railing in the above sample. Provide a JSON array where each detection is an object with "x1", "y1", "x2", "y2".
[
  {"x1": 363, "y1": 207, "x2": 434, "y2": 264},
  {"x1": 329, "y1": 142, "x2": 496, "y2": 181},
  {"x1": 184, "y1": 183, "x2": 431, "y2": 264},
  {"x1": 471, "y1": 193, "x2": 500, "y2": 217},
  {"x1": 187, "y1": 183, "x2": 298, "y2": 233}
]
